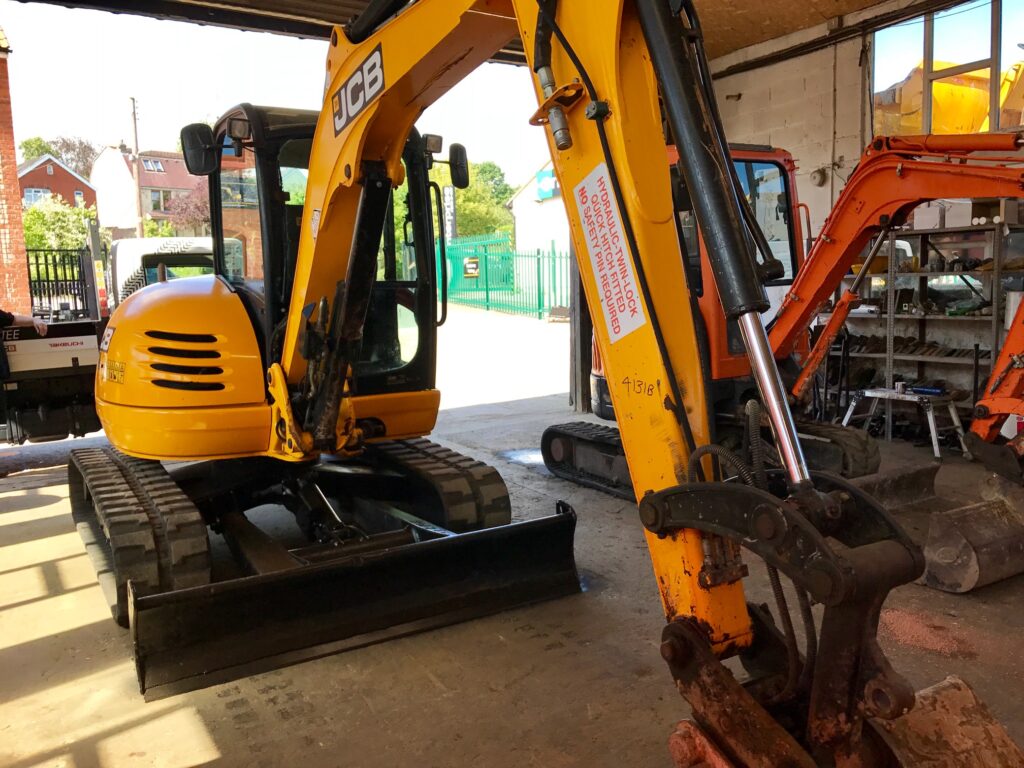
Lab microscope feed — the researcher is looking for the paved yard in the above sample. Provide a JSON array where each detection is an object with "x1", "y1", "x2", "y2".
[{"x1": 1, "y1": 307, "x2": 1022, "y2": 767}]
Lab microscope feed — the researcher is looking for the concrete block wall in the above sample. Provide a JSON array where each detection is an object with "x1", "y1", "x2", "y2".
[
  {"x1": 0, "y1": 46, "x2": 29, "y2": 315},
  {"x1": 713, "y1": 41, "x2": 867, "y2": 236},
  {"x1": 710, "y1": 0, "x2": 910, "y2": 236}
]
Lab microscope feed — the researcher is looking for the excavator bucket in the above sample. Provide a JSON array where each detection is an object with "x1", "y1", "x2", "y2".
[
  {"x1": 852, "y1": 463, "x2": 941, "y2": 511},
  {"x1": 130, "y1": 508, "x2": 579, "y2": 699},
  {"x1": 870, "y1": 676, "x2": 1024, "y2": 767},
  {"x1": 922, "y1": 474, "x2": 1024, "y2": 593},
  {"x1": 667, "y1": 677, "x2": 1024, "y2": 767}
]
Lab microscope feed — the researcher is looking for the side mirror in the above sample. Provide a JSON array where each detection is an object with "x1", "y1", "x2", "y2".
[
  {"x1": 181, "y1": 123, "x2": 218, "y2": 176},
  {"x1": 449, "y1": 143, "x2": 469, "y2": 189}
]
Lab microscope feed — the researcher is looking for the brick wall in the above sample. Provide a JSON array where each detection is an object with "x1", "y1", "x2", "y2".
[{"x1": 0, "y1": 45, "x2": 30, "y2": 315}]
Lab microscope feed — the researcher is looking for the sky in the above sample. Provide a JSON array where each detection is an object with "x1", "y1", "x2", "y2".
[
  {"x1": 873, "y1": 0, "x2": 1024, "y2": 90},
  {"x1": 0, "y1": 1, "x2": 551, "y2": 189},
  {"x1": 4, "y1": 0, "x2": 1021, "y2": 183}
]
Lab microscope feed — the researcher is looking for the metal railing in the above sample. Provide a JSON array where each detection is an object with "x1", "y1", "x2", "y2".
[
  {"x1": 441, "y1": 233, "x2": 571, "y2": 319},
  {"x1": 26, "y1": 248, "x2": 92, "y2": 318}
]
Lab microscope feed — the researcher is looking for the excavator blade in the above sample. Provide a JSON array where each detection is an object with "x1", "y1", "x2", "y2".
[
  {"x1": 129, "y1": 509, "x2": 579, "y2": 699},
  {"x1": 922, "y1": 474, "x2": 1024, "y2": 593}
]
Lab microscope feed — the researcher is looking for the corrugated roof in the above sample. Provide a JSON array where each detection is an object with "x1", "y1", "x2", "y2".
[{"x1": 27, "y1": 1, "x2": 889, "y2": 59}]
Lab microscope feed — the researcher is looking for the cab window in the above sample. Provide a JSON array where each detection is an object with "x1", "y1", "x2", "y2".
[
  {"x1": 734, "y1": 160, "x2": 797, "y2": 282},
  {"x1": 357, "y1": 172, "x2": 421, "y2": 374},
  {"x1": 219, "y1": 137, "x2": 263, "y2": 282}
]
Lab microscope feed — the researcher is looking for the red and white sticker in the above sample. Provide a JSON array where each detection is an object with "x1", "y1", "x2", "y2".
[{"x1": 574, "y1": 163, "x2": 646, "y2": 343}]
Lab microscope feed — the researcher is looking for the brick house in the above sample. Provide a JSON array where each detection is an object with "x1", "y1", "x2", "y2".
[
  {"x1": 90, "y1": 146, "x2": 203, "y2": 238},
  {"x1": 17, "y1": 154, "x2": 97, "y2": 209},
  {"x1": 0, "y1": 26, "x2": 29, "y2": 315}
]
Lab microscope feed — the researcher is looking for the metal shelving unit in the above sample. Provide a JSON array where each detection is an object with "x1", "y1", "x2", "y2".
[{"x1": 827, "y1": 222, "x2": 1024, "y2": 438}]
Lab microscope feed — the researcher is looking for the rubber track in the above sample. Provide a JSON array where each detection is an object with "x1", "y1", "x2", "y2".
[
  {"x1": 540, "y1": 419, "x2": 881, "y2": 501},
  {"x1": 541, "y1": 422, "x2": 635, "y2": 501},
  {"x1": 68, "y1": 447, "x2": 211, "y2": 627},
  {"x1": 367, "y1": 438, "x2": 511, "y2": 531},
  {"x1": 794, "y1": 420, "x2": 881, "y2": 478}
]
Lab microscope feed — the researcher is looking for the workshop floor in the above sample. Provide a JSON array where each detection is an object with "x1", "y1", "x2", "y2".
[{"x1": 1, "y1": 308, "x2": 1022, "y2": 767}]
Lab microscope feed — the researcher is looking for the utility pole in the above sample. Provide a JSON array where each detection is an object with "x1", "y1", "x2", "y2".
[{"x1": 130, "y1": 96, "x2": 144, "y2": 238}]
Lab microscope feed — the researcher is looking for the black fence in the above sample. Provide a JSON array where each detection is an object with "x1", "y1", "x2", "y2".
[{"x1": 26, "y1": 248, "x2": 93, "y2": 319}]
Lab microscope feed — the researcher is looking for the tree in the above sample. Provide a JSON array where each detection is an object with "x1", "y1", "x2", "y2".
[
  {"x1": 18, "y1": 135, "x2": 99, "y2": 176},
  {"x1": 429, "y1": 160, "x2": 513, "y2": 238},
  {"x1": 19, "y1": 136, "x2": 55, "y2": 163},
  {"x1": 22, "y1": 195, "x2": 96, "y2": 250},
  {"x1": 167, "y1": 186, "x2": 211, "y2": 233},
  {"x1": 50, "y1": 137, "x2": 100, "y2": 178},
  {"x1": 474, "y1": 161, "x2": 514, "y2": 204},
  {"x1": 143, "y1": 217, "x2": 176, "y2": 238}
]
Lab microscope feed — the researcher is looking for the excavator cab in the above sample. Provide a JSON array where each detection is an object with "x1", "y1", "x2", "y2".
[{"x1": 205, "y1": 104, "x2": 438, "y2": 401}]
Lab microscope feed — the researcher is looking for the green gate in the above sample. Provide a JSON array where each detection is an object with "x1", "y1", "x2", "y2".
[{"x1": 441, "y1": 233, "x2": 571, "y2": 319}]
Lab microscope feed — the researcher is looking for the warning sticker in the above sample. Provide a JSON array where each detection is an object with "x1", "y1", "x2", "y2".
[{"x1": 574, "y1": 163, "x2": 646, "y2": 343}]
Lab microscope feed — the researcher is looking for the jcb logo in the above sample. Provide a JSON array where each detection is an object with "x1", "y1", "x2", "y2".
[{"x1": 332, "y1": 44, "x2": 384, "y2": 136}]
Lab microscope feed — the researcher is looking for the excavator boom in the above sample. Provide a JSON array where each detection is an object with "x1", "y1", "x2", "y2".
[{"x1": 774, "y1": 133, "x2": 1024, "y2": 365}]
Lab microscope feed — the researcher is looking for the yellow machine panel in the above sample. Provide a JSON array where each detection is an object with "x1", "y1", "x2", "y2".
[{"x1": 96, "y1": 275, "x2": 272, "y2": 459}]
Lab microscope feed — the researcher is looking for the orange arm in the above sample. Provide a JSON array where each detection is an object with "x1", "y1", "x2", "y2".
[
  {"x1": 974, "y1": 298, "x2": 1024, "y2": 440},
  {"x1": 769, "y1": 133, "x2": 1024, "y2": 362},
  {"x1": 791, "y1": 291, "x2": 856, "y2": 400},
  {"x1": 791, "y1": 229, "x2": 889, "y2": 399}
]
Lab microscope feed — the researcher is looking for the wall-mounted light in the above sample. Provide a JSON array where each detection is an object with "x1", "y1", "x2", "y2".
[{"x1": 810, "y1": 167, "x2": 829, "y2": 187}]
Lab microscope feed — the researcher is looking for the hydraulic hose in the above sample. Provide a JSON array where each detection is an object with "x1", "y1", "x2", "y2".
[{"x1": 687, "y1": 443, "x2": 756, "y2": 486}]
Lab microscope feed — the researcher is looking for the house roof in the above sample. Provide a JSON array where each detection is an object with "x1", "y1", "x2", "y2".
[
  {"x1": 122, "y1": 150, "x2": 201, "y2": 191},
  {"x1": 141, "y1": 150, "x2": 188, "y2": 159},
  {"x1": 17, "y1": 153, "x2": 94, "y2": 189}
]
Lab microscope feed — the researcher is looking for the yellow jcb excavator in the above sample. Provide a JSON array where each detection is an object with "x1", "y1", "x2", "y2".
[{"x1": 69, "y1": 0, "x2": 1023, "y2": 764}]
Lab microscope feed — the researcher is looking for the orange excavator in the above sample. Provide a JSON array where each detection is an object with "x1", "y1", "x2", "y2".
[
  {"x1": 784, "y1": 134, "x2": 1024, "y2": 401},
  {"x1": 547, "y1": 132, "x2": 1024, "y2": 499}
]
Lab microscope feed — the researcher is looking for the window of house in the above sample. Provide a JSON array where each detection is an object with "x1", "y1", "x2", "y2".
[
  {"x1": 873, "y1": 0, "x2": 1024, "y2": 134},
  {"x1": 23, "y1": 188, "x2": 49, "y2": 206},
  {"x1": 46, "y1": 165, "x2": 53, "y2": 175},
  {"x1": 150, "y1": 189, "x2": 173, "y2": 211},
  {"x1": 74, "y1": 190, "x2": 85, "y2": 207},
  {"x1": 142, "y1": 158, "x2": 165, "y2": 172}
]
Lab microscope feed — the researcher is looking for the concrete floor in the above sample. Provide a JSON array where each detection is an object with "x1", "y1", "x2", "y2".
[{"x1": 1, "y1": 308, "x2": 1023, "y2": 767}]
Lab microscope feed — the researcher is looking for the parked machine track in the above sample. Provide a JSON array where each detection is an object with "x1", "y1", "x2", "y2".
[
  {"x1": 542, "y1": 419, "x2": 880, "y2": 502},
  {"x1": 541, "y1": 422, "x2": 635, "y2": 500},
  {"x1": 68, "y1": 447, "x2": 211, "y2": 627}
]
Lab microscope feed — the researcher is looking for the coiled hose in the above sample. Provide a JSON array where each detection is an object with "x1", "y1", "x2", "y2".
[{"x1": 745, "y1": 400, "x2": 817, "y2": 703}]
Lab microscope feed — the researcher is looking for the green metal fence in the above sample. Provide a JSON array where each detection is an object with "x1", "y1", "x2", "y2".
[{"x1": 441, "y1": 233, "x2": 571, "y2": 319}]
